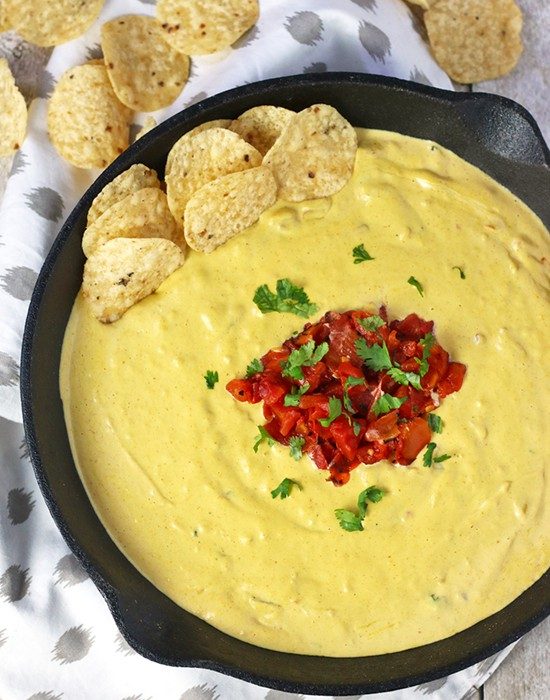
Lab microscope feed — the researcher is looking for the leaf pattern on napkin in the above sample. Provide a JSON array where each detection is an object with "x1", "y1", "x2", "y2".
[
  {"x1": 0, "y1": 564, "x2": 31, "y2": 602},
  {"x1": 24, "y1": 187, "x2": 64, "y2": 222},
  {"x1": 285, "y1": 12, "x2": 324, "y2": 46},
  {"x1": 234, "y1": 24, "x2": 260, "y2": 49},
  {"x1": 0, "y1": 265, "x2": 38, "y2": 301},
  {"x1": 179, "y1": 684, "x2": 220, "y2": 700},
  {"x1": 358, "y1": 21, "x2": 391, "y2": 62},
  {"x1": 0, "y1": 351, "x2": 19, "y2": 387},
  {"x1": 410, "y1": 66, "x2": 433, "y2": 86},
  {"x1": 10, "y1": 150, "x2": 29, "y2": 176},
  {"x1": 303, "y1": 61, "x2": 327, "y2": 73},
  {"x1": 52, "y1": 626, "x2": 94, "y2": 664},
  {"x1": 0, "y1": 628, "x2": 7, "y2": 648},
  {"x1": 7, "y1": 488, "x2": 35, "y2": 524},
  {"x1": 54, "y1": 554, "x2": 88, "y2": 588},
  {"x1": 350, "y1": 0, "x2": 378, "y2": 10},
  {"x1": 27, "y1": 692, "x2": 63, "y2": 700}
]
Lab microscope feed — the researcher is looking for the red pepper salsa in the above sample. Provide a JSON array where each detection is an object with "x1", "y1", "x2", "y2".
[{"x1": 227, "y1": 308, "x2": 466, "y2": 486}]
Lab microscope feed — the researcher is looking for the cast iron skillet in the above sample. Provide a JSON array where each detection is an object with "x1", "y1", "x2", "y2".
[{"x1": 21, "y1": 73, "x2": 550, "y2": 695}]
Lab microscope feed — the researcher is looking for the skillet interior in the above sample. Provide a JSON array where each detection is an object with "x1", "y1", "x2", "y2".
[{"x1": 20, "y1": 73, "x2": 550, "y2": 695}]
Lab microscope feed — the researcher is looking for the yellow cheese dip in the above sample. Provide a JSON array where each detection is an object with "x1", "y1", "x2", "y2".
[{"x1": 60, "y1": 129, "x2": 550, "y2": 657}]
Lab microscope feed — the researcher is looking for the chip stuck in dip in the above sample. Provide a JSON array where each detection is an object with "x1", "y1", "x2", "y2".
[{"x1": 60, "y1": 106, "x2": 549, "y2": 658}]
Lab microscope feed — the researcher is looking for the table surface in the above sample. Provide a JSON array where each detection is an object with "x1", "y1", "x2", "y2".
[{"x1": 0, "y1": 0, "x2": 548, "y2": 696}]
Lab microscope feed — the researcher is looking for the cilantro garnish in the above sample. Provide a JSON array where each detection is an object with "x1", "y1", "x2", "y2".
[
  {"x1": 387, "y1": 366, "x2": 423, "y2": 391},
  {"x1": 343, "y1": 391, "x2": 354, "y2": 413},
  {"x1": 319, "y1": 396, "x2": 342, "y2": 427},
  {"x1": 428, "y1": 413, "x2": 443, "y2": 433},
  {"x1": 253, "y1": 278, "x2": 318, "y2": 318},
  {"x1": 415, "y1": 332, "x2": 435, "y2": 377},
  {"x1": 423, "y1": 442, "x2": 451, "y2": 467},
  {"x1": 345, "y1": 376, "x2": 366, "y2": 390},
  {"x1": 452, "y1": 266, "x2": 466, "y2": 279},
  {"x1": 352, "y1": 421, "x2": 361, "y2": 436},
  {"x1": 352, "y1": 243, "x2": 374, "y2": 264},
  {"x1": 204, "y1": 370, "x2": 219, "y2": 389},
  {"x1": 282, "y1": 340, "x2": 328, "y2": 381},
  {"x1": 289, "y1": 436, "x2": 305, "y2": 461},
  {"x1": 407, "y1": 276, "x2": 424, "y2": 296},
  {"x1": 335, "y1": 485, "x2": 385, "y2": 532},
  {"x1": 271, "y1": 477, "x2": 302, "y2": 500},
  {"x1": 284, "y1": 383, "x2": 310, "y2": 407},
  {"x1": 253, "y1": 426, "x2": 275, "y2": 453},
  {"x1": 359, "y1": 315, "x2": 385, "y2": 332},
  {"x1": 372, "y1": 393, "x2": 407, "y2": 416},
  {"x1": 246, "y1": 358, "x2": 263, "y2": 377},
  {"x1": 355, "y1": 339, "x2": 392, "y2": 371}
]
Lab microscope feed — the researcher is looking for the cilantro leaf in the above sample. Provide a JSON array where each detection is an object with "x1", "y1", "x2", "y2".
[
  {"x1": 289, "y1": 436, "x2": 305, "y2": 461},
  {"x1": 253, "y1": 426, "x2": 275, "y2": 453},
  {"x1": 319, "y1": 396, "x2": 342, "y2": 427},
  {"x1": 416, "y1": 332, "x2": 436, "y2": 377},
  {"x1": 407, "y1": 276, "x2": 424, "y2": 296},
  {"x1": 204, "y1": 370, "x2": 219, "y2": 389},
  {"x1": 345, "y1": 376, "x2": 366, "y2": 390},
  {"x1": 283, "y1": 383, "x2": 310, "y2": 407},
  {"x1": 372, "y1": 393, "x2": 407, "y2": 417},
  {"x1": 352, "y1": 243, "x2": 374, "y2": 264},
  {"x1": 253, "y1": 278, "x2": 318, "y2": 318},
  {"x1": 352, "y1": 421, "x2": 361, "y2": 436},
  {"x1": 359, "y1": 315, "x2": 385, "y2": 332},
  {"x1": 246, "y1": 358, "x2": 263, "y2": 377},
  {"x1": 387, "y1": 366, "x2": 423, "y2": 391},
  {"x1": 355, "y1": 339, "x2": 392, "y2": 371},
  {"x1": 334, "y1": 509, "x2": 364, "y2": 532},
  {"x1": 282, "y1": 341, "x2": 328, "y2": 381},
  {"x1": 452, "y1": 266, "x2": 466, "y2": 279},
  {"x1": 434, "y1": 453, "x2": 451, "y2": 463},
  {"x1": 423, "y1": 442, "x2": 436, "y2": 467},
  {"x1": 428, "y1": 413, "x2": 443, "y2": 433},
  {"x1": 271, "y1": 478, "x2": 302, "y2": 500},
  {"x1": 343, "y1": 391, "x2": 354, "y2": 413},
  {"x1": 357, "y1": 486, "x2": 385, "y2": 519}
]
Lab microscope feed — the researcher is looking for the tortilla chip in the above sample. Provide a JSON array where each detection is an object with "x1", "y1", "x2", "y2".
[
  {"x1": 157, "y1": 0, "x2": 259, "y2": 55},
  {"x1": 0, "y1": 59, "x2": 27, "y2": 156},
  {"x1": 263, "y1": 104, "x2": 357, "y2": 202},
  {"x1": 82, "y1": 187, "x2": 183, "y2": 257},
  {"x1": 101, "y1": 15, "x2": 190, "y2": 112},
  {"x1": 48, "y1": 64, "x2": 132, "y2": 169},
  {"x1": 135, "y1": 117, "x2": 157, "y2": 142},
  {"x1": 166, "y1": 127, "x2": 262, "y2": 226},
  {"x1": 405, "y1": 0, "x2": 432, "y2": 8},
  {"x1": 425, "y1": 0, "x2": 523, "y2": 83},
  {"x1": 165, "y1": 119, "x2": 231, "y2": 176},
  {"x1": 184, "y1": 166, "x2": 277, "y2": 253},
  {"x1": 83, "y1": 237, "x2": 185, "y2": 323},
  {"x1": 0, "y1": 1, "x2": 13, "y2": 32},
  {"x1": 87, "y1": 164, "x2": 161, "y2": 226},
  {"x1": 229, "y1": 106, "x2": 295, "y2": 156},
  {"x1": 4, "y1": 0, "x2": 104, "y2": 47}
]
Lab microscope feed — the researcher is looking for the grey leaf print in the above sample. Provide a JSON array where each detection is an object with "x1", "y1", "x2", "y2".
[
  {"x1": 137, "y1": 0, "x2": 156, "y2": 3},
  {"x1": 27, "y1": 693, "x2": 63, "y2": 700},
  {"x1": 114, "y1": 631, "x2": 136, "y2": 656},
  {"x1": 0, "y1": 565, "x2": 31, "y2": 602},
  {"x1": 417, "y1": 676, "x2": 449, "y2": 694},
  {"x1": 0, "y1": 352, "x2": 19, "y2": 387},
  {"x1": 233, "y1": 24, "x2": 260, "y2": 49},
  {"x1": 358, "y1": 21, "x2": 391, "y2": 62},
  {"x1": 19, "y1": 437, "x2": 30, "y2": 461},
  {"x1": 24, "y1": 187, "x2": 64, "y2": 222},
  {"x1": 85, "y1": 44, "x2": 103, "y2": 61},
  {"x1": 52, "y1": 625, "x2": 94, "y2": 664},
  {"x1": 474, "y1": 652, "x2": 500, "y2": 678},
  {"x1": 0, "y1": 628, "x2": 7, "y2": 648},
  {"x1": 7, "y1": 488, "x2": 35, "y2": 524},
  {"x1": 121, "y1": 696, "x2": 152, "y2": 700},
  {"x1": 265, "y1": 693, "x2": 305, "y2": 700},
  {"x1": 303, "y1": 61, "x2": 327, "y2": 74},
  {"x1": 187, "y1": 91, "x2": 208, "y2": 107},
  {"x1": 285, "y1": 11, "x2": 324, "y2": 46},
  {"x1": 410, "y1": 67, "x2": 433, "y2": 87},
  {"x1": 54, "y1": 554, "x2": 88, "y2": 587},
  {"x1": 179, "y1": 684, "x2": 220, "y2": 700},
  {"x1": 36, "y1": 69, "x2": 55, "y2": 99},
  {"x1": 10, "y1": 150, "x2": 28, "y2": 176},
  {"x1": 350, "y1": 0, "x2": 377, "y2": 9},
  {"x1": 0, "y1": 265, "x2": 38, "y2": 301}
]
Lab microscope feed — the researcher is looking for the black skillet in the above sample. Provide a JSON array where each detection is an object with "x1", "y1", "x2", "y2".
[{"x1": 20, "y1": 73, "x2": 550, "y2": 695}]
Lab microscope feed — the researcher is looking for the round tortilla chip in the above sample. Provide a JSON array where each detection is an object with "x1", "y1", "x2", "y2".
[
  {"x1": 101, "y1": 15, "x2": 190, "y2": 112},
  {"x1": 83, "y1": 237, "x2": 185, "y2": 323},
  {"x1": 425, "y1": 0, "x2": 523, "y2": 83},
  {"x1": 263, "y1": 104, "x2": 358, "y2": 202},
  {"x1": 87, "y1": 164, "x2": 161, "y2": 226},
  {"x1": 166, "y1": 127, "x2": 262, "y2": 225},
  {"x1": 0, "y1": 1, "x2": 13, "y2": 32},
  {"x1": 47, "y1": 64, "x2": 132, "y2": 169},
  {"x1": 82, "y1": 187, "x2": 183, "y2": 257},
  {"x1": 135, "y1": 117, "x2": 157, "y2": 142},
  {"x1": 0, "y1": 59, "x2": 27, "y2": 157},
  {"x1": 229, "y1": 106, "x2": 295, "y2": 156},
  {"x1": 4, "y1": 0, "x2": 104, "y2": 47},
  {"x1": 184, "y1": 166, "x2": 277, "y2": 253},
  {"x1": 157, "y1": 0, "x2": 259, "y2": 55},
  {"x1": 165, "y1": 119, "x2": 231, "y2": 176}
]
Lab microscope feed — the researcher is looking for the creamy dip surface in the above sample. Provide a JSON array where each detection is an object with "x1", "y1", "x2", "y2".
[{"x1": 60, "y1": 129, "x2": 550, "y2": 657}]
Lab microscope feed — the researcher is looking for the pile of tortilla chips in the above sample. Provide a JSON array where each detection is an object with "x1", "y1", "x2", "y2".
[
  {"x1": 0, "y1": 58, "x2": 27, "y2": 157},
  {"x1": 82, "y1": 104, "x2": 358, "y2": 322}
]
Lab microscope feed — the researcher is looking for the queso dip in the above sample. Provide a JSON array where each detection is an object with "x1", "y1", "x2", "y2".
[{"x1": 60, "y1": 129, "x2": 550, "y2": 657}]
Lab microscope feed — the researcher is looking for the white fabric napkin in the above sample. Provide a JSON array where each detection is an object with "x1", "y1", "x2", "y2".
[{"x1": 0, "y1": 0, "x2": 514, "y2": 697}]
